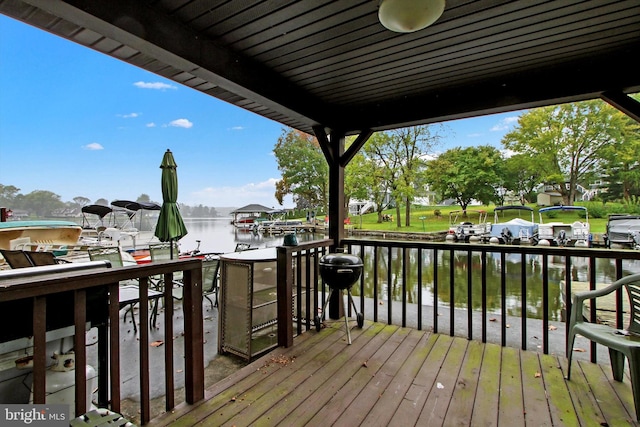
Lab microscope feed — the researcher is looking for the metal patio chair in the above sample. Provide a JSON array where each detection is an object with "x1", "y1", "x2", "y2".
[
  {"x1": 567, "y1": 273, "x2": 640, "y2": 421},
  {"x1": 88, "y1": 246, "x2": 160, "y2": 332},
  {"x1": 201, "y1": 253, "x2": 222, "y2": 309},
  {"x1": 148, "y1": 242, "x2": 184, "y2": 301}
]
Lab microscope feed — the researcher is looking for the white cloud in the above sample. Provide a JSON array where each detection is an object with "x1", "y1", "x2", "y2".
[
  {"x1": 133, "y1": 81, "x2": 177, "y2": 90},
  {"x1": 501, "y1": 148, "x2": 517, "y2": 158},
  {"x1": 491, "y1": 116, "x2": 519, "y2": 132},
  {"x1": 118, "y1": 112, "x2": 139, "y2": 119},
  {"x1": 230, "y1": 126, "x2": 245, "y2": 131},
  {"x1": 146, "y1": 122, "x2": 156, "y2": 128},
  {"x1": 169, "y1": 118, "x2": 193, "y2": 128},
  {"x1": 83, "y1": 143, "x2": 104, "y2": 150},
  {"x1": 189, "y1": 178, "x2": 292, "y2": 208}
]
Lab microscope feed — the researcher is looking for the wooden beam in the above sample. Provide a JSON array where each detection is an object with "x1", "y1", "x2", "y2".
[
  {"x1": 602, "y1": 91, "x2": 640, "y2": 123},
  {"x1": 327, "y1": 130, "x2": 346, "y2": 319},
  {"x1": 340, "y1": 129, "x2": 373, "y2": 167}
]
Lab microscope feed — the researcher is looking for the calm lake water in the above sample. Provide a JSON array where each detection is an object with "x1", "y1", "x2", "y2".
[
  {"x1": 177, "y1": 217, "x2": 323, "y2": 254},
  {"x1": 173, "y1": 218, "x2": 640, "y2": 322}
]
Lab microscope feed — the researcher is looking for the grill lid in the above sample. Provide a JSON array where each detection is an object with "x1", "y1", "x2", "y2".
[{"x1": 319, "y1": 253, "x2": 363, "y2": 267}]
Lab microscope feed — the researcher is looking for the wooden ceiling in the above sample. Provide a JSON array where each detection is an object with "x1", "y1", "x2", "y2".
[{"x1": 2, "y1": 0, "x2": 640, "y2": 135}]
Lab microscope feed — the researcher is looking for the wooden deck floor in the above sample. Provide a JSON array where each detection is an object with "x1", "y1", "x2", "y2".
[{"x1": 148, "y1": 321, "x2": 639, "y2": 426}]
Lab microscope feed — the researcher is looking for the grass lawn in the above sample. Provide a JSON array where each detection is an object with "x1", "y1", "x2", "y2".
[{"x1": 331, "y1": 204, "x2": 609, "y2": 234}]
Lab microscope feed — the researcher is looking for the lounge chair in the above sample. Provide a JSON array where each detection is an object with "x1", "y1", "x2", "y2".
[
  {"x1": 0, "y1": 249, "x2": 34, "y2": 268},
  {"x1": 1, "y1": 249, "x2": 66, "y2": 268}
]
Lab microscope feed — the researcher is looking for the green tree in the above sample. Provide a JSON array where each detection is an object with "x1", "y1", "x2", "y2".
[
  {"x1": 390, "y1": 126, "x2": 442, "y2": 227},
  {"x1": 362, "y1": 131, "x2": 403, "y2": 225},
  {"x1": 73, "y1": 196, "x2": 90, "y2": 207},
  {"x1": 425, "y1": 145, "x2": 504, "y2": 211},
  {"x1": 273, "y1": 128, "x2": 328, "y2": 209},
  {"x1": 502, "y1": 153, "x2": 545, "y2": 204},
  {"x1": 359, "y1": 126, "x2": 440, "y2": 227},
  {"x1": 0, "y1": 184, "x2": 20, "y2": 208},
  {"x1": 599, "y1": 96, "x2": 640, "y2": 205},
  {"x1": 345, "y1": 145, "x2": 390, "y2": 223},
  {"x1": 22, "y1": 190, "x2": 65, "y2": 217},
  {"x1": 502, "y1": 100, "x2": 626, "y2": 205},
  {"x1": 95, "y1": 198, "x2": 109, "y2": 206}
]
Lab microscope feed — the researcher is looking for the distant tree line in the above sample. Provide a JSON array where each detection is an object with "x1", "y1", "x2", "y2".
[{"x1": 0, "y1": 185, "x2": 218, "y2": 219}]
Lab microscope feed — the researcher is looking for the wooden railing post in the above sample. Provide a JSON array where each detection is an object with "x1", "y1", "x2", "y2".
[
  {"x1": 277, "y1": 246, "x2": 294, "y2": 348},
  {"x1": 183, "y1": 266, "x2": 204, "y2": 404}
]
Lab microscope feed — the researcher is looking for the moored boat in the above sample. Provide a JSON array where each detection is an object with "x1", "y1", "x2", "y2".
[
  {"x1": 605, "y1": 214, "x2": 640, "y2": 249},
  {"x1": 485, "y1": 205, "x2": 538, "y2": 245},
  {"x1": 445, "y1": 210, "x2": 489, "y2": 242},
  {"x1": 0, "y1": 220, "x2": 82, "y2": 250},
  {"x1": 537, "y1": 206, "x2": 590, "y2": 247}
]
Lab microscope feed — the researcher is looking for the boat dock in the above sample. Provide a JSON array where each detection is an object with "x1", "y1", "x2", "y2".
[{"x1": 259, "y1": 223, "x2": 324, "y2": 235}]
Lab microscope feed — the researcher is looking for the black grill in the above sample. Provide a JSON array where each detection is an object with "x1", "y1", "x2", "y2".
[
  {"x1": 315, "y1": 252, "x2": 364, "y2": 344},
  {"x1": 318, "y1": 253, "x2": 363, "y2": 290}
]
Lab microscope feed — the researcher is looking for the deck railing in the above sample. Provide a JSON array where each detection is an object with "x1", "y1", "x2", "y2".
[
  {"x1": 0, "y1": 258, "x2": 203, "y2": 424},
  {"x1": 4, "y1": 239, "x2": 640, "y2": 424},
  {"x1": 276, "y1": 238, "x2": 640, "y2": 363}
]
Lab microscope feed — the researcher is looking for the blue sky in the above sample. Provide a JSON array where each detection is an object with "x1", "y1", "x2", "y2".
[{"x1": 0, "y1": 14, "x2": 521, "y2": 209}]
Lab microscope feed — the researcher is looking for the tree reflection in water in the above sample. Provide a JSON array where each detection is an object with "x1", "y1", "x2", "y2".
[{"x1": 349, "y1": 246, "x2": 640, "y2": 322}]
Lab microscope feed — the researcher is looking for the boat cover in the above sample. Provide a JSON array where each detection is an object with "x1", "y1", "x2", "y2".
[
  {"x1": 607, "y1": 216, "x2": 640, "y2": 243},
  {"x1": 490, "y1": 218, "x2": 537, "y2": 238},
  {"x1": 111, "y1": 200, "x2": 161, "y2": 211}
]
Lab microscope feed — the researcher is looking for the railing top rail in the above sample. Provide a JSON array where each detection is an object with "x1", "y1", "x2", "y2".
[
  {"x1": 0, "y1": 258, "x2": 202, "y2": 301},
  {"x1": 277, "y1": 238, "x2": 333, "y2": 255},
  {"x1": 341, "y1": 238, "x2": 640, "y2": 260}
]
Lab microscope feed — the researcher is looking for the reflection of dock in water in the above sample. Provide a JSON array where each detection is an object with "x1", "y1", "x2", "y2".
[{"x1": 560, "y1": 280, "x2": 630, "y2": 326}]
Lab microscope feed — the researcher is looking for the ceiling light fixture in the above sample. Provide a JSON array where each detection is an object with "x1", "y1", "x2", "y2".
[{"x1": 378, "y1": 0, "x2": 445, "y2": 33}]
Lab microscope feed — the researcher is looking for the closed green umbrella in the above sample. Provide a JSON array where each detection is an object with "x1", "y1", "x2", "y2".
[{"x1": 154, "y1": 149, "x2": 188, "y2": 257}]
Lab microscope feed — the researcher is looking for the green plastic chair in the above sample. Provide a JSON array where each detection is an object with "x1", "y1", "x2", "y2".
[
  {"x1": 149, "y1": 242, "x2": 183, "y2": 300},
  {"x1": 88, "y1": 246, "x2": 159, "y2": 332},
  {"x1": 88, "y1": 246, "x2": 124, "y2": 267},
  {"x1": 567, "y1": 272, "x2": 640, "y2": 421},
  {"x1": 201, "y1": 253, "x2": 221, "y2": 309}
]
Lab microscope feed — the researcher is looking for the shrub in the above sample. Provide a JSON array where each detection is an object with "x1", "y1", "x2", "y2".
[
  {"x1": 586, "y1": 204, "x2": 606, "y2": 219},
  {"x1": 433, "y1": 209, "x2": 441, "y2": 218}
]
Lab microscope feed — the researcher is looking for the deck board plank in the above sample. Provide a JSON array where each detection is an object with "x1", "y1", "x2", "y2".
[
  {"x1": 580, "y1": 357, "x2": 636, "y2": 425},
  {"x1": 163, "y1": 325, "x2": 344, "y2": 427},
  {"x1": 211, "y1": 323, "x2": 372, "y2": 426},
  {"x1": 540, "y1": 353, "x2": 581, "y2": 426},
  {"x1": 416, "y1": 334, "x2": 468, "y2": 425},
  {"x1": 146, "y1": 320, "x2": 638, "y2": 427},
  {"x1": 498, "y1": 346, "x2": 526, "y2": 426},
  {"x1": 519, "y1": 349, "x2": 553, "y2": 426},
  {"x1": 362, "y1": 332, "x2": 443, "y2": 427},
  {"x1": 300, "y1": 326, "x2": 396, "y2": 425},
  {"x1": 443, "y1": 339, "x2": 484, "y2": 426},
  {"x1": 601, "y1": 362, "x2": 638, "y2": 421},
  {"x1": 229, "y1": 322, "x2": 387, "y2": 426},
  {"x1": 331, "y1": 326, "x2": 419, "y2": 427},
  {"x1": 360, "y1": 329, "x2": 431, "y2": 427},
  {"x1": 466, "y1": 338, "x2": 500, "y2": 426}
]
